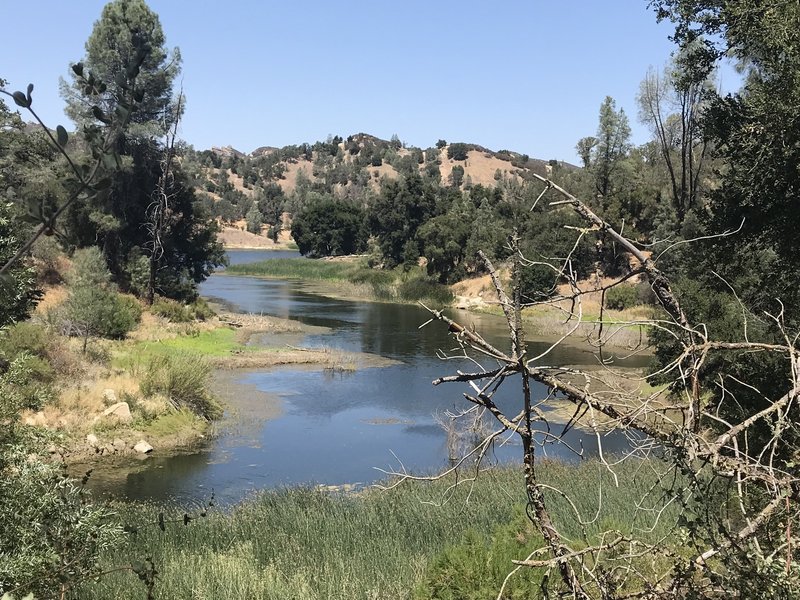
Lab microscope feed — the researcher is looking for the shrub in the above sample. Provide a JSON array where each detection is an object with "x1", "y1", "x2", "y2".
[
  {"x1": 140, "y1": 353, "x2": 222, "y2": 420},
  {"x1": 0, "y1": 435, "x2": 122, "y2": 599},
  {"x1": 0, "y1": 352, "x2": 54, "y2": 411},
  {"x1": 63, "y1": 249, "x2": 141, "y2": 347},
  {"x1": 106, "y1": 294, "x2": 142, "y2": 337},
  {"x1": 397, "y1": 276, "x2": 454, "y2": 305},
  {"x1": 152, "y1": 298, "x2": 193, "y2": 322},
  {"x1": 605, "y1": 284, "x2": 640, "y2": 310},
  {"x1": 0, "y1": 321, "x2": 50, "y2": 359},
  {"x1": 151, "y1": 297, "x2": 216, "y2": 322},
  {"x1": 0, "y1": 323, "x2": 55, "y2": 410}
]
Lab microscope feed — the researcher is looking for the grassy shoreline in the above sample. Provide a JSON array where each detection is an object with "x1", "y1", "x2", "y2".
[
  {"x1": 226, "y1": 256, "x2": 653, "y2": 351},
  {"x1": 21, "y1": 301, "x2": 395, "y2": 465},
  {"x1": 76, "y1": 458, "x2": 683, "y2": 600},
  {"x1": 225, "y1": 257, "x2": 455, "y2": 306}
]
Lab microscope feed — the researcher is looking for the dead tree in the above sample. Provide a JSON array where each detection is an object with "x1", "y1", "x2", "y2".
[
  {"x1": 386, "y1": 175, "x2": 800, "y2": 598},
  {"x1": 145, "y1": 91, "x2": 183, "y2": 305}
]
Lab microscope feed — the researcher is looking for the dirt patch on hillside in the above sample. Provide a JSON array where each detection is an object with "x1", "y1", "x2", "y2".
[
  {"x1": 218, "y1": 226, "x2": 295, "y2": 249},
  {"x1": 278, "y1": 160, "x2": 314, "y2": 195},
  {"x1": 439, "y1": 149, "x2": 522, "y2": 188}
]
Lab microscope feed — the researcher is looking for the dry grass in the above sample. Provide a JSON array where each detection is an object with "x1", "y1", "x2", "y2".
[
  {"x1": 277, "y1": 160, "x2": 313, "y2": 195},
  {"x1": 217, "y1": 226, "x2": 296, "y2": 250},
  {"x1": 23, "y1": 371, "x2": 142, "y2": 433},
  {"x1": 439, "y1": 148, "x2": 522, "y2": 187}
]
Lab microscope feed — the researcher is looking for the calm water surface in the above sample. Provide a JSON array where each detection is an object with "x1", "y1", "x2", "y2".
[{"x1": 85, "y1": 250, "x2": 647, "y2": 504}]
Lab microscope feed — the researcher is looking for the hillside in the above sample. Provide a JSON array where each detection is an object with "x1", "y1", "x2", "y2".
[{"x1": 184, "y1": 134, "x2": 577, "y2": 249}]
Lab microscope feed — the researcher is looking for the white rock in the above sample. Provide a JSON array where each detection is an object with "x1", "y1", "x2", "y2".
[
  {"x1": 112, "y1": 438, "x2": 127, "y2": 451},
  {"x1": 133, "y1": 440, "x2": 153, "y2": 454},
  {"x1": 102, "y1": 388, "x2": 117, "y2": 406},
  {"x1": 102, "y1": 402, "x2": 132, "y2": 423},
  {"x1": 86, "y1": 433, "x2": 99, "y2": 447}
]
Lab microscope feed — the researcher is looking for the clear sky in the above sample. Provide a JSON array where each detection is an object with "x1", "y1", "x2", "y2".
[{"x1": 2, "y1": 1, "x2": 738, "y2": 163}]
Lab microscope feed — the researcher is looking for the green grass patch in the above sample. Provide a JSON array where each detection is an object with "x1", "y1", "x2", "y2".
[
  {"x1": 113, "y1": 327, "x2": 253, "y2": 371},
  {"x1": 226, "y1": 258, "x2": 453, "y2": 306},
  {"x1": 77, "y1": 459, "x2": 688, "y2": 600},
  {"x1": 226, "y1": 257, "x2": 368, "y2": 281},
  {"x1": 142, "y1": 409, "x2": 206, "y2": 438}
]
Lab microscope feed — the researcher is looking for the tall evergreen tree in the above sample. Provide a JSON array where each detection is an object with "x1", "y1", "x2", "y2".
[
  {"x1": 60, "y1": 0, "x2": 181, "y2": 135},
  {"x1": 59, "y1": 0, "x2": 223, "y2": 299},
  {"x1": 592, "y1": 96, "x2": 631, "y2": 210}
]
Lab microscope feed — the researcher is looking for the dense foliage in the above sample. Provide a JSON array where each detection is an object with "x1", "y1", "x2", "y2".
[
  {"x1": 58, "y1": 0, "x2": 224, "y2": 301},
  {"x1": 291, "y1": 197, "x2": 367, "y2": 257}
]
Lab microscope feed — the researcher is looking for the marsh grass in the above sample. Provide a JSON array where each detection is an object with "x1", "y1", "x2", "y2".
[
  {"x1": 226, "y1": 258, "x2": 454, "y2": 306},
  {"x1": 226, "y1": 257, "x2": 366, "y2": 281},
  {"x1": 77, "y1": 459, "x2": 685, "y2": 600}
]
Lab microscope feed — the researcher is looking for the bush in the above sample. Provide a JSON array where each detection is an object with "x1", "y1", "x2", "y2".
[
  {"x1": 106, "y1": 294, "x2": 142, "y2": 337},
  {"x1": 605, "y1": 284, "x2": 640, "y2": 310},
  {"x1": 63, "y1": 248, "x2": 141, "y2": 346},
  {"x1": 140, "y1": 353, "x2": 222, "y2": 420},
  {"x1": 0, "y1": 321, "x2": 50, "y2": 359},
  {"x1": 397, "y1": 276, "x2": 454, "y2": 305},
  {"x1": 0, "y1": 323, "x2": 55, "y2": 410},
  {"x1": 0, "y1": 435, "x2": 122, "y2": 599},
  {"x1": 151, "y1": 297, "x2": 216, "y2": 322},
  {"x1": 152, "y1": 298, "x2": 192, "y2": 322}
]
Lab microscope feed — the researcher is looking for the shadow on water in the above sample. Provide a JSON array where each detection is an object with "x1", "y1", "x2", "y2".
[{"x1": 84, "y1": 251, "x2": 650, "y2": 504}]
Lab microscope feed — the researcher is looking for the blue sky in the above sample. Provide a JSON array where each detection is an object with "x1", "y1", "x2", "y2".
[{"x1": 2, "y1": 1, "x2": 738, "y2": 162}]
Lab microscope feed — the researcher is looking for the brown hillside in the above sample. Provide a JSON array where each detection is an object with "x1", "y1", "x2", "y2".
[{"x1": 439, "y1": 148, "x2": 523, "y2": 187}]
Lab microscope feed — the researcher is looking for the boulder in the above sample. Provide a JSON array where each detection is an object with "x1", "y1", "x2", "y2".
[
  {"x1": 102, "y1": 402, "x2": 132, "y2": 424},
  {"x1": 86, "y1": 433, "x2": 99, "y2": 448},
  {"x1": 102, "y1": 388, "x2": 117, "y2": 406},
  {"x1": 112, "y1": 438, "x2": 127, "y2": 452},
  {"x1": 133, "y1": 440, "x2": 153, "y2": 454}
]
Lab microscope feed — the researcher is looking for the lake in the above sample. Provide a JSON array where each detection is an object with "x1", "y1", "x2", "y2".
[{"x1": 83, "y1": 250, "x2": 648, "y2": 504}]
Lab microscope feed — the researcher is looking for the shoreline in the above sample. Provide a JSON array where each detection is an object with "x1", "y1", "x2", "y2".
[{"x1": 58, "y1": 309, "x2": 398, "y2": 466}]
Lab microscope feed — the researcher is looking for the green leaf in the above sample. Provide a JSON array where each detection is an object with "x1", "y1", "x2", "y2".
[
  {"x1": 91, "y1": 105, "x2": 111, "y2": 124},
  {"x1": 11, "y1": 91, "x2": 29, "y2": 108},
  {"x1": 56, "y1": 125, "x2": 68, "y2": 147}
]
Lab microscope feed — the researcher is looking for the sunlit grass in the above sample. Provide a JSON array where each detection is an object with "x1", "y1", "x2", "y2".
[
  {"x1": 226, "y1": 258, "x2": 454, "y2": 306},
  {"x1": 226, "y1": 257, "x2": 369, "y2": 281},
  {"x1": 77, "y1": 459, "x2": 687, "y2": 600}
]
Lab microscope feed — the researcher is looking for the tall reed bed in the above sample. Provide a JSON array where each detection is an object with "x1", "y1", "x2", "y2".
[
  {"x1": 77, "y1": 459, "x2": 683, "y2": 599},
  {"x1": 226, "y1": 258, "x2": 454, "y2": 306}
]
